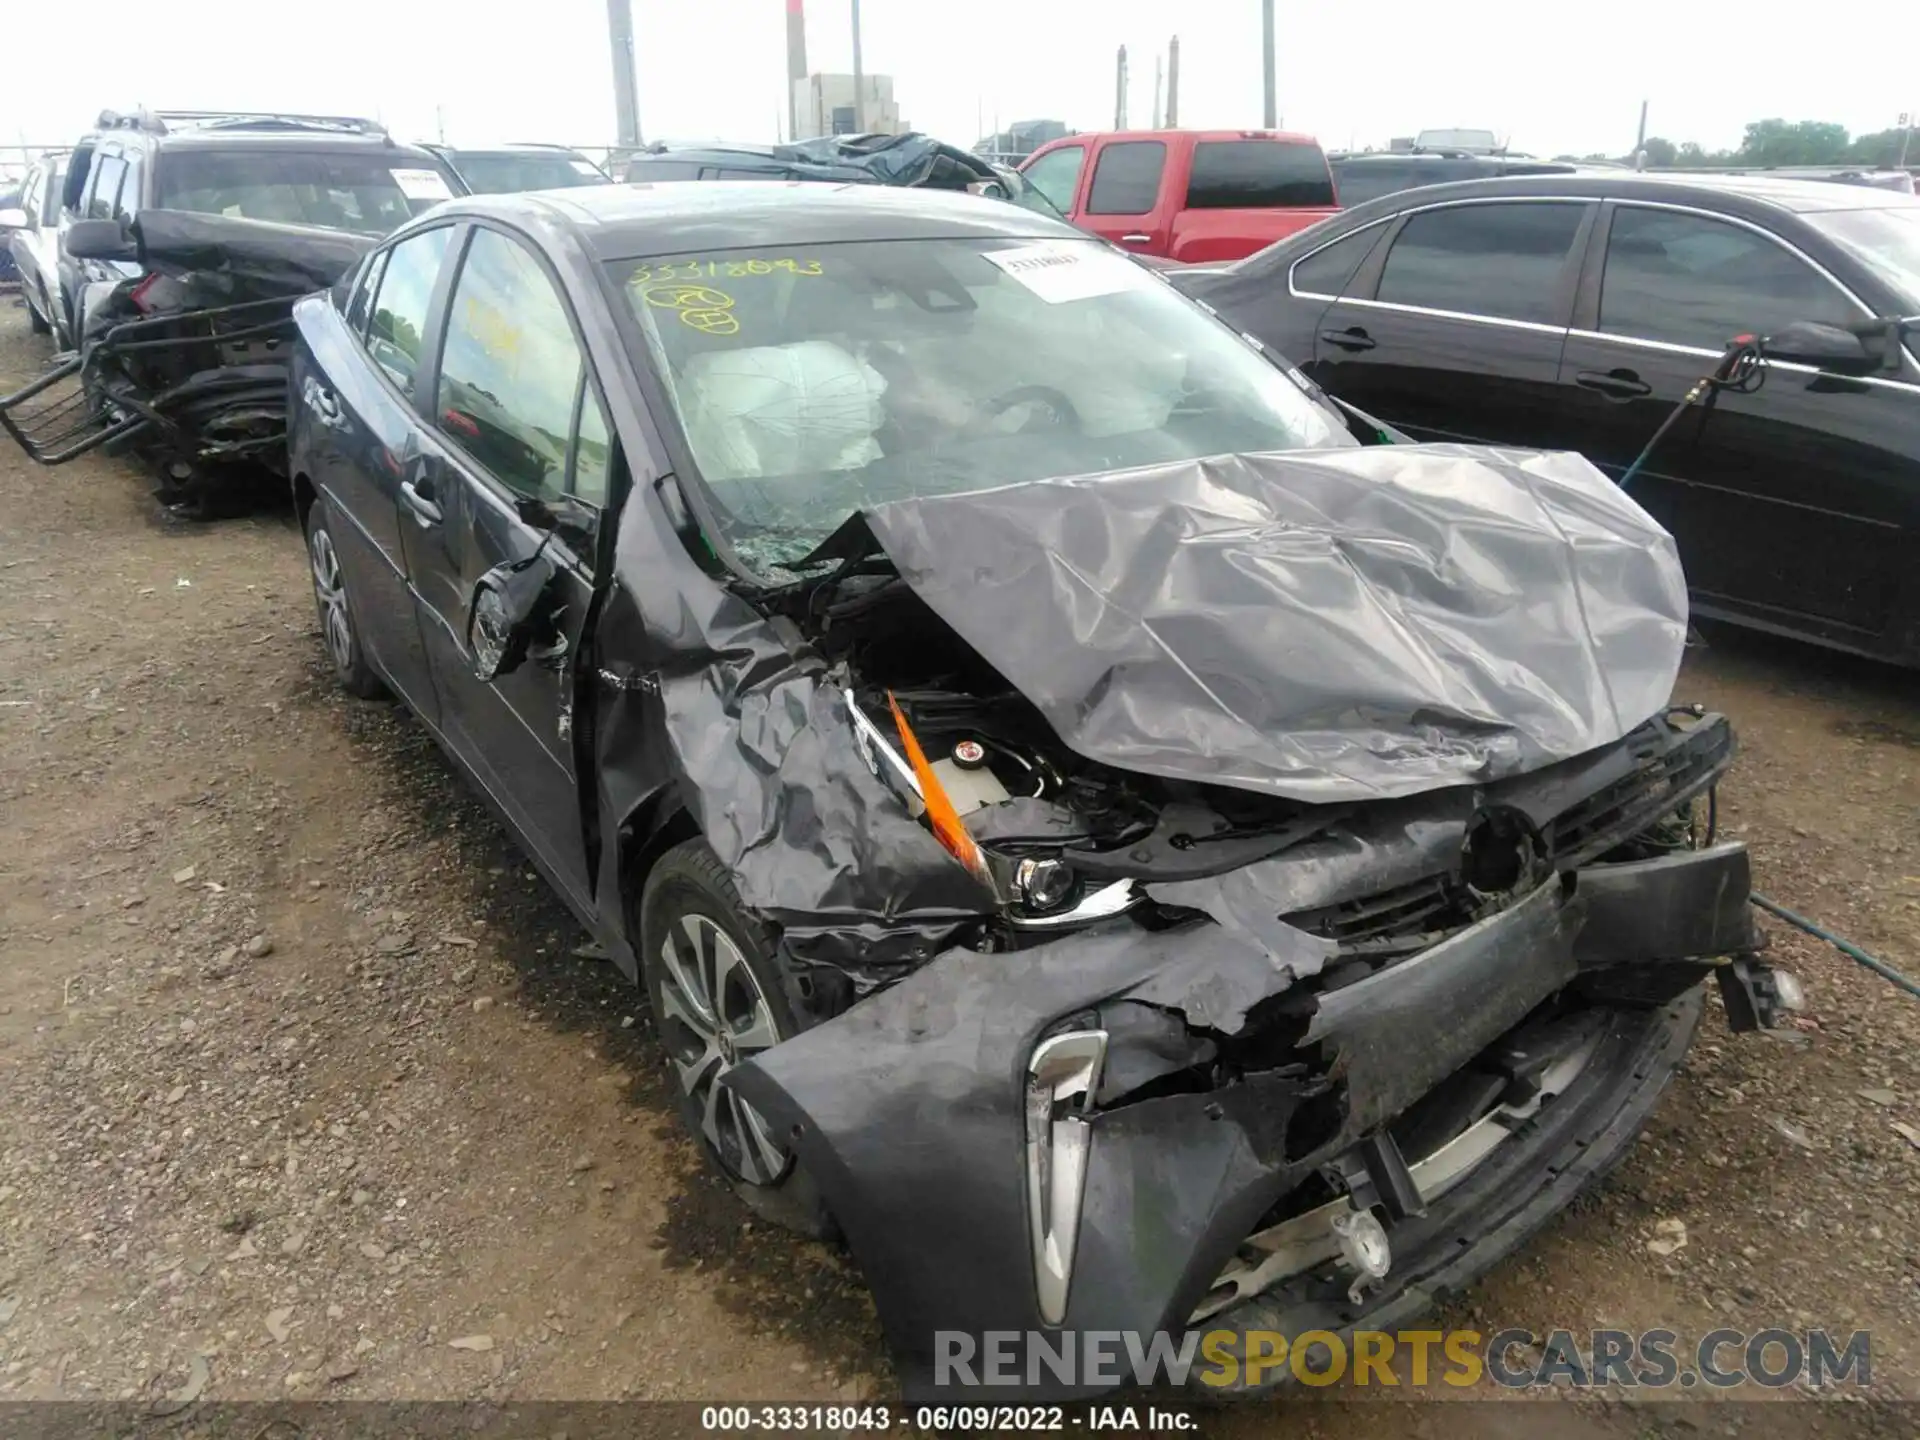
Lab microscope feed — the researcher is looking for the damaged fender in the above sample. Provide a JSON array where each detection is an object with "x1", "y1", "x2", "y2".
[{"x1": 727, "y1": 839, "x2": 1758, "y2": 1401}]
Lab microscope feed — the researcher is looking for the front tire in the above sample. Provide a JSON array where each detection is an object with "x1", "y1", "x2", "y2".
[
  {"x1": 304, "y1": 498, "x2": 386, "y2": 699},
  {"x1": 639, "y1": 838, "x2": 834, "y2": 1239},
  {"x1": 27, "y1": 283, "x2": 52, "y2": 335}
]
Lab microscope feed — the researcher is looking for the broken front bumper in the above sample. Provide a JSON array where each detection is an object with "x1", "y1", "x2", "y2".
[{"x1": 728, "y1": 841, "x2": 1759, "y2": 1402}]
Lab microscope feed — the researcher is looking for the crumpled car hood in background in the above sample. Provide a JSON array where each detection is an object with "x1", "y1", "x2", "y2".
[
  {"x1": 131, "y1": 209, "x2": 376, "y2": 295},
  {"x1": 859, "y1": 445, "x2": 1689, "y2": 803}
]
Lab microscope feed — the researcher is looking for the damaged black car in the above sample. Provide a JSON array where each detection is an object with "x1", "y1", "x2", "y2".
[
  {"x1": 0, "y1": 111, "x2": 459, "y2": 513},
  {"x1": 287, "y1": 182, "x2": 1798, "y2": 1402}
]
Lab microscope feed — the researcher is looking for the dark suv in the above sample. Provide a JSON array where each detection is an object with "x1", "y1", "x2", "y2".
[
  {"x1": 623, "y1": 136, "x2": 1068, "y2": 220},
  {"x1": 419, "y1": 143, "x2": 611, "y2": 195},
  {"x1": 1330, "y1": 149, "x2": 1585, "y2": 206},
  {"x1": 56, "y1": 110, "x2": 464, "y2": 341}
]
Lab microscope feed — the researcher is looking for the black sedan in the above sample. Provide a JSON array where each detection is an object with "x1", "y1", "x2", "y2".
[
  {"x1": 1178, "y1": 174, "x2": 1920, "y2": 665},
  {"x1": 288, "y1": 182, "x2": 1795, "y2": 1400}
]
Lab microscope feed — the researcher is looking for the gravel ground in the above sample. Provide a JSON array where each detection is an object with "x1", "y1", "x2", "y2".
[{"x1": 0, "y1": 295, "x2": 1915, "y2": 1434}]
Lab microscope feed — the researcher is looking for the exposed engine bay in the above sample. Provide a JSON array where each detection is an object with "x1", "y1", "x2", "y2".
[{"x1": 771, "y1": 554, "x2": 1733, "y2": 976}]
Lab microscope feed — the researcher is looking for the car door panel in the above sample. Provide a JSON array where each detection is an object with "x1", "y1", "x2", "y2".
[
  {"x1": 396, "y1": 224, "x2": 603, "y2": 911},
  {"x1": 1306, "y1": 199, "x2": 1593, "y2": 447},
  {"x1": 308, "y1": 228, "x2": 456, "y2": 721},
  {"x1": 399, "y1": 437, "x2": 595, "y2": 907},
  {"x1": 1555, "y1": 202, "x2": 1915, "y2": 645},
  {"x1": 1080, "y1": 139, "x2": 1171, "y2": 254}
]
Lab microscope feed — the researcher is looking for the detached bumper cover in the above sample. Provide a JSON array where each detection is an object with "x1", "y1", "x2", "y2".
[{"x1": 728, "y1": 842, "x2": 1755, "y2": 1401}]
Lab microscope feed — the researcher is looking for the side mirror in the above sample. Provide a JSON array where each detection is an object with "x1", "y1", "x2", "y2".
[
  {"x1": 1758, "y1": 321, "x2": 1876, "y2": 375},
  {"x1": 64, "y1": 217, "x2": 138, "y2": 262},
  {"x1": 0, "y1": 208, "x2": 27, "y2": 230},
  {"x1": 466, "y1": 554, "x2": 558, "y2": 682}
]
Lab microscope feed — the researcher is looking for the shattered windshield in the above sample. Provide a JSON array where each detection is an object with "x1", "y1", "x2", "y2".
[
  {"x1": 613, "y1": 236, "x2": 1350, "y2": 573},
  {"x1": 450, "y1": 153, "x2": 609, "y2": 194},
  {"x1": 154, "y1": 151, "x2": 450, "y2": 235},
  {"x1": 1803, "y1": 205, "x2": 1920, "y2": 310}
]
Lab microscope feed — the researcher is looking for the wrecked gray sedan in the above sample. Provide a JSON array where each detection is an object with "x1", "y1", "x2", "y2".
[{"x1": 286, "y1": 183, "x2": 1795, "y2": 1403}]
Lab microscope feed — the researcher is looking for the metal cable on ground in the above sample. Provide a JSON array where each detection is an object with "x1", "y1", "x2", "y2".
[{"x1": 1750, "y1": 892, "x2": 1920, "y2": 1001}]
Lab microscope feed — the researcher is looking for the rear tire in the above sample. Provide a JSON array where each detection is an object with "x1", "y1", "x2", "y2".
[
  {"x1": 304, "y1": 497, "x2": 386, "y2": 700},
  {"x1": 639, "y1": 838, "x2": 835, "y2": 1240}
]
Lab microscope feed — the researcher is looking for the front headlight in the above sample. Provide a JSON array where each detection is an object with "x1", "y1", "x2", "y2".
[
  {"x1": 1015, "y1": 857, "x2": 1077, "y2": 912},
  {"x1": 1026, "y1": 1029, "x2": 1107, "y2": 1325}
]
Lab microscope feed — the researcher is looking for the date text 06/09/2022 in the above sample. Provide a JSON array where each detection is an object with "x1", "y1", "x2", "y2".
[{"x1": 699, "y1": 1405, "x2": 1196, "y2": 1432}]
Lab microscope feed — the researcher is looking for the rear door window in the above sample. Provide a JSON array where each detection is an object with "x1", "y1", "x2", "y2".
[
  {"x1": 1187, "y1": 140, "x2": 1333, "y2": 208},
  {"x1": 1086, "y1": 142, "x2": 1167, "y2": 215},
  {"x1": 115, "y1": 151, "x2": 144, "y2": 222},
  {"x1": 85, "y1": 155, "x2": 126, "y2": 220},
  {"x1": 345, "y1": 249, "x2": 389, "y2": 336},
  {"x1": 62, "y1": 146, "x2": 95, "y2": 213},
  {"x1": 21, "y1": 168, "x2": 43, "y2": 228},
  {"x1": 1291, "y1": 225, "x2": 1387, "y2": 297},
  {"x1": 1022, "y1": 144, "x2": 1087, "y2": 212},
  {"x1": 1599, "y1": 206, "x2": 1858, "y2": 352},
  {"x1": 366, "y1": 226, "x2": 454, "y2": 399},
  {"x1": 1374, "y1": 201, "x2": 1587, "y2": 324}
]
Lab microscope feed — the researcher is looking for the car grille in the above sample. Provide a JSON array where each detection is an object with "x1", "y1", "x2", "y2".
[{"x1": 1286, "y1": 716, "x2": 1733, "y2": 957}]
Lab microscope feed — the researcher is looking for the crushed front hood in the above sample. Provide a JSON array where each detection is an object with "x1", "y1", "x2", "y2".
[
  {"x1": 852, "y1": 445, "x2": 1688, "y2": 803},
  {"x1": 131, "y1": 209, "x2": 376, "y2": 295}
]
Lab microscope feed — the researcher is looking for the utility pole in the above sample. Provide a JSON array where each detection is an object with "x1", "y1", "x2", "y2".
[
  {"x1": 786, "y1": 0, "x2": 808, "y2": 145},
  {"x1": 1152, "y1": 53, "x2": 1164, "y2": 129},
  {"x1": 605, "y1": 0, "x2": 641, "y2": 149},
  {"x1": 1899, "y1": 111, "x2": 1912, "y2": 168},
  {"x1": 1633, "y1": 99, "x2": 1649, "y2": 168},
  {"x1": 1166, "y1": 36, "x2": 1180, "y2": 126},
  {"x1": 851, "y1": 0, "x2": 866, "y2": 133},
  {"x1": 1114, "y1": 45, "x2": 1129, "y2": 130},
  {"x1": 1261, "y1": 0, "x2": 1276, "y2": 129},
  {"x1": 1159, "y1": 35, "x2": 1175, "y2": 125}
]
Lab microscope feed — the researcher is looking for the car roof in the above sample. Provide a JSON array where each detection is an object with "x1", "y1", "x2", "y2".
[
  {"x1": 1333, "y1": 169, "x2": 1920, "y2": 216},
  {"x1": 120, "y1": 130, "x2": 442, "y2": 159},
  {"x1": 457, "y1": 181, "x2": 1088, "y2": 260}
]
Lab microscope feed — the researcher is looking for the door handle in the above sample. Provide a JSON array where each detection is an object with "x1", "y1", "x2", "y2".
[
  {"x1": 1319, "y1": 326, "x2": 1376, "y2": 352},
  {"x1": 1119, "y1": 232, "x2": 1151, "y2": 244},
  {"x1": 1575, "y1": 369, "x2": 1652, "y2": 400},
  {"x1": 399, "y1": 475, "x2": 443, "y2": 527}
]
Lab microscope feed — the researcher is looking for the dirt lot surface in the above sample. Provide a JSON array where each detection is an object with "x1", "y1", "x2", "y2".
[{"x1": 1, "y1": 296, "x2": 1916, "y2": 1435}]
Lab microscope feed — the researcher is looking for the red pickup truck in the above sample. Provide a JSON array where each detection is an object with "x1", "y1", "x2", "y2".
[{"x1": 1019, "y1": 129, "x2": 1340, "y2": 264}]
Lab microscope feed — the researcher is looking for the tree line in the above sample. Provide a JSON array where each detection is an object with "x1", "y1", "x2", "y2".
[{"x1": 1561, "y1": 117, "x2": 1913, "y2": 169}]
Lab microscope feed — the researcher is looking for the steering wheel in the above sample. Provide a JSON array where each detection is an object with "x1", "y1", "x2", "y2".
[{"x1": 983, "y1": 385, "x2": 1083, "y2": 434}]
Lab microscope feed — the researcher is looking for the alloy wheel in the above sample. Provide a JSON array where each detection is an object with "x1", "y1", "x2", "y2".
[
  {"x1": 654, "y1": 913, "x2": 792, "y2": 1185},
  {"x1": 308, "y1": 525, "x2": 356, "y2": 675}
]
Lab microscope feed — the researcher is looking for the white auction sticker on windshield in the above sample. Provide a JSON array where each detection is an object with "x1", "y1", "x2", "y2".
[
  {"x1": 983, "y1": 242, "x2": 1153, "y2": 304},
  {"x1": 390, "y1": 168, "x2": 454, "y2": 202}
]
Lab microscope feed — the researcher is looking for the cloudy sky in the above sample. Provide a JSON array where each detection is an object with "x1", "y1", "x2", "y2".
[{"x1": 4, "y1": 0, "x2": 1912, "y2": 163}]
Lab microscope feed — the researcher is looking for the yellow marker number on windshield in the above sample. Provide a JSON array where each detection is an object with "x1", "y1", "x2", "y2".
[
  {"x1": 631, "y1": 258, "x2": 823, "y2": 283},
  {"x1": 641, "y1": 283, "x2": 741, "y2": 336}
]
